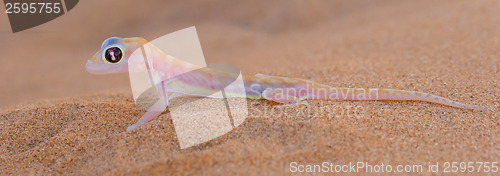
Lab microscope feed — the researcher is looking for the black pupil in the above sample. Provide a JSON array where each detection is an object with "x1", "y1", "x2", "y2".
[{"x1": 104, "y1": 47, "x2": 122, "y2": 63}]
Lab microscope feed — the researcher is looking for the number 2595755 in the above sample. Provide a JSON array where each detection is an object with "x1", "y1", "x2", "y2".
[
  {"x1": 5, "y1": 3, "x2": 62, "y2": 14},
  {"x1": 443, "y1": 162, "x2": 498, "y2": 173}
]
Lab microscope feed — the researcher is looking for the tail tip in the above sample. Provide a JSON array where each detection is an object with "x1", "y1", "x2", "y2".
[{"x1": 469, "y1": 105, "x2": 489, "y2": 112}]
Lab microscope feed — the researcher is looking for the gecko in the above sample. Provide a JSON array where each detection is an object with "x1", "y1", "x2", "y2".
[{"x1": 86, "y1": 37, "x2": 486, "y2": 131}]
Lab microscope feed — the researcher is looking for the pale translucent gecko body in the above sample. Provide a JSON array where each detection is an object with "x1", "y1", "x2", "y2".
[{"x1": 86, "y1": 37, "x2": 486, "y2": 130}]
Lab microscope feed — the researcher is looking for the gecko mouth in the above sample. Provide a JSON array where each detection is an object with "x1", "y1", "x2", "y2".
[
  {"x1": 86, "y1": 59, "x2": 129, "y2": 74},
  {"x1": 85, "y1": 60, "x2": 118, "y2": 74},
  {"x1": 86, "y1": 60, "x2": 107, "y2": 74}
]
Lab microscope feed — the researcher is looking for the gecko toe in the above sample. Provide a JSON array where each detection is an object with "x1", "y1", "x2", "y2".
[
  {"x1": 282, "y1": 101, "x2": 310, "y2": 107},
  {"x1": 126, "y1": 123, "x2": 141, "y2": 131}
]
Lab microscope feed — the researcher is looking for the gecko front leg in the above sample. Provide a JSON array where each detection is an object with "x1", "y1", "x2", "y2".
[{"x1": 126, "y1": 99, "x2": 167, "y2": 131}]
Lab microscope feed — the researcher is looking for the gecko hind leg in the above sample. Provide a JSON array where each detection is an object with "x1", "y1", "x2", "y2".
[{"x1": 262, "y1": 88, "x2": 309, "y2": 106}]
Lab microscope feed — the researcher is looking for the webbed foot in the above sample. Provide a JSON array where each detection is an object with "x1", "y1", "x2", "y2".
[
  {"x1": 126, "y1": 123, "x2": 143, "y2": 131},
  {"x1": 262, "y1": 88, "x2": 308, "y2": 106}
]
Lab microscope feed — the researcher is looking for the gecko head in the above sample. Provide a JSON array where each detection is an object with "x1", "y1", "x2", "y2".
[{"x1": 86, "y1": 37, "x2": 148, "y2": 74}]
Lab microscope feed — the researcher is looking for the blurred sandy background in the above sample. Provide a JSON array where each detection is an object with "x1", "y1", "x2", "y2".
[{"x1": 0, "y1": 0, "x2": 499, "y2": 175}]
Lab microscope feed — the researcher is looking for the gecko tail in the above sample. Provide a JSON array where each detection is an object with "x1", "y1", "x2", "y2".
[
  {"x1": 382, "y1": 89, "x2": 487, "y2": 111},
  {"x1": 326, "y1": 88, "x2": 487, "y2": 111}
]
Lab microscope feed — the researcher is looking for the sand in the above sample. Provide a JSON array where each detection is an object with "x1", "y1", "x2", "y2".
[{"x1": 0, "y1": 0, "x2": 499, "y2": 175}]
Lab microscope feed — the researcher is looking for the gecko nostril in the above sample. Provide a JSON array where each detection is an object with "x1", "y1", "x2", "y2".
[{"x1": 104, "y1": 47, "x2": 123, "y2": 63}]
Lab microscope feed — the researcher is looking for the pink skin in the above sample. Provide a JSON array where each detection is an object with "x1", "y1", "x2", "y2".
[{"x1": 87, "y1": 37, "x2": 488, "y2": 131}]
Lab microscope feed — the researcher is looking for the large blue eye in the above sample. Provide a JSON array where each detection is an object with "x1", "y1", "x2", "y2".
[{"x1": 104, "y1": 47, "x2": 123, "y2": 63}]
